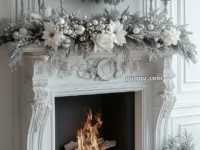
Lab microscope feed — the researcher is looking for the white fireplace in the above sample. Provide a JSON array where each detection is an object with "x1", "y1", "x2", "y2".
[{"x1": 19, "y1": 45, "x2": 176, "y2": 150}]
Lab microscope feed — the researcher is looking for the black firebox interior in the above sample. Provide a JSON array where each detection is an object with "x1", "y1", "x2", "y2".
[{"x1": 55, "y1": 92, "x2": 135, "y2": 150}]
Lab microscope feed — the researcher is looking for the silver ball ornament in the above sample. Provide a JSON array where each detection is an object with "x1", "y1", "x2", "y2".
[
  {"x1": 133, "y1": 27, "x2": 140, "y2": 34},
  {"x1": 62, "y1": 38, "x2": 71, "y2": 48},
  {"x1": 19, "y1": 28, "x2": 28, "y2": 36},
  {"x1": 138, "y1": 24, "x2": 145, "y2": 29},
  {"x1": 84, "y1": 15, "x2": 88, "y2": 20},
  {"x1": 92, "y1": 20, "x2": 98, "y2": 25},
  {"x1": 55, "y1": 17, "x2": 65, "y2": 25},
  {"x1": 68, "y1": 30, "x2": 73, "y2": 35},
  {"x1": 154, "y1": 37, "x2": 159, "y2": 42},
  {"x1": 64, "y1": 29, "x2": 69, "y2": 34},
  {"x1": 147, "y1": 24, "x2": 154, "y2": 31},
  {"x1": 76, "y1": 25, "x2": 86, "y2": 35},
  {"x1": 122, "y1": 15, "x2": 128, "y2": 21},
  {"x1": 156, "y1": 43, "x2": 161, "y2": 48},
  {"x1": 100, "y1": 17, "x2": 106, "y2": 22},
  {"x1": 87, "y1": 23, "x2": 92, "y2": 27},
  {"x1": 101, "y1": 24, "x2": 106, "y2": 29},
  {"x1": 13, "y1": 31, "x2": 20, "y2": 39},
  {"x1": 161, "y1": 25, "x2": 165, "y2": 30}
]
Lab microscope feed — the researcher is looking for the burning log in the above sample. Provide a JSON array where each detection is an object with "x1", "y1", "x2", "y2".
[
  {"x1": 64, "y1": 138, "x2": 116, "y2": 150},
  {"x1": 64, "y1": 110, "x2": 117, "y2": 150}
]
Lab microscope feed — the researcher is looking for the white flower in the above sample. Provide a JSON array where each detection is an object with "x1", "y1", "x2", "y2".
[
  {"x1": 42, "y1": 22, "x2": 65, "y2": 50},
  {"x1": 109, "y1": 20, "x2": 127, "y2": 46},
  {"x1": 161, "y1": 28, "x2": 181, "y2": 47},
  {"x1": 93, "y1": 34, "x2": 114, "y2": 53}
]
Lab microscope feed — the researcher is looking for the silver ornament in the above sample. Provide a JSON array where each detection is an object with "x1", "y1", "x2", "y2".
[
  {"x1": 65, "y1": 25, "x2": 70, "y2": 30},
  {"x1": 92, "y1": 20, "x2": 98, "y2": 25},
  {"x1": 62, "y1": 38, "x2": 71, "y2": 48},
  {"x1": 13, "y1": 31, "x2": 20, "y2": 39},
  {"x1": 96, "y1": 26, "x2": 102, "y2": 31},
  {"x1": 100, "y1": 17, "x2": 106, "y2": 22},
  {"x1": 147, "y1": 24, "x2": 154, "y2": 31},
  {"x1": 154, "y1": 37, "x2": 159, "y2": 42},
  {"x1": 76, "y1": 25, "x2": 86, "y2": 35},
  {"x1": 128, "y1": 24, "x2": 133, "y2": 28},
  {"x1": 101, "y1": 30, "x2": 105, "y2": 34},
  {"x1": 101, "y1": 24, "x2": 106, "y2": 29},
  {"x1": 19, "y1": 28, "x2": 28, "y2": 36},
  {"x1": 133, "y1": 27, "x2": 140, "y2": 34},
  {"x1": 87, "y1": 23, "x2": 92, "y2": 27},
  {"x1": 84, "y1": 15, "x2": 88, "y2": 20},
  {"x1": 73, "y1": 24, "x2": 78, "y2": 28},
  {"x1": 138, "y1": 24, "x2": 145, "y2": 29},
  {"x1": 55, "y1": 17, "x2": 65, "y2": 25},
  {"x1": 156, "y1": 43, "x2": 161, "y2": 48},
  {"x1": 161, "y1": 25, "x2": 165, "y2": 30},
  {"x1": 64, "y1": 29, "x2": 69, "y2": 34},
  {"x1": 65, "y1": 14, "x2": 69, "y2": 18},
  {"x1": 122, "y1": 15, "x2": 128, "y2": 21},
  {"x1": 68, "y1": 30, "x2": 73, "y2": 35}
]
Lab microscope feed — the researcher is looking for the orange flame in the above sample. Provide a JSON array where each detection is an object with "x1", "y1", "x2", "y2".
[{"x1": 77, "y1": 110, "x2": 103, "y2": 150}]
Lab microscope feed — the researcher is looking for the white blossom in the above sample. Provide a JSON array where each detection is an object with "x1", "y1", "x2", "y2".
[
  {"x1": 93, "y1": 34, "x2": 114, "y2": 53},
  {"x1": 161, "y1": 28, "x2": 181, "y2": 47},
  {"x1": 109, "y1": 20, "x2": 127, "y2": 46},
  {"x1": 42, "y1": 22, "x2": 65, "y2": 51}
]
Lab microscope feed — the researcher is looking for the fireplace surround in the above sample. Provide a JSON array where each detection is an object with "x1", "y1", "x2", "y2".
[{"x1": 20, "y1": 45, "x2": 176, "y2": 150}]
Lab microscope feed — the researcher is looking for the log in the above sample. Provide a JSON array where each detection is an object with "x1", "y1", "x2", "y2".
[
  {"x1": 97, "y1": 138, "x2": 104, "y2": 145},
  {"x1": 99, "y1": 141, "x2": 116, "y2": 150},
  {"x1": 64, "y1": 138, "x2": 116, "y2": 150},
  {"x1": 64, "y1": 141, "x2": 78, "y2": 150},
  {"x1": 74, "y1": 138, "x2": 105, "y2": 150}
]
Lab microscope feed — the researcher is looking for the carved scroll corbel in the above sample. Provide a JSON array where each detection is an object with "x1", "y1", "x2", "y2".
[{"x1": 30, "y1": 79, "x2": 51, "y2": 132}]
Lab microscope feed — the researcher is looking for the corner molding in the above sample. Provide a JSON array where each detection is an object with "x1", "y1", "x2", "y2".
[{"x1": 153, "y1": 55, "x2": 177, "y2": 150}]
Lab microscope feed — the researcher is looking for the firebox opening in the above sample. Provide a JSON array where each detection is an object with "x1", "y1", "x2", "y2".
[{"x1": 55, "y1": 92, "x2": 135, "y2": 150}]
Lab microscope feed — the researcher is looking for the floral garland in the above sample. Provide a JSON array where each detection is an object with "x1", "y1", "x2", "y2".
[{"x1": 0, "y1": 6, "x2": 197, "y2": 68}]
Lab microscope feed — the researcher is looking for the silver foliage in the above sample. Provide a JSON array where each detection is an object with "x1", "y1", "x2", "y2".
[
  {"x1": 0, "y1": 7, "x2": 197, "y2": 68},
  {"x1": 163, "y1": 130, "x2": 195, "y2": 150}
]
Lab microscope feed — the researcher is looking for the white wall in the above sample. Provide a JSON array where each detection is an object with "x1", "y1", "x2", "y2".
[
  {"x1": 0, "y1": 1, "x2": 20, "y2": 150},
  {"x1": 0, "y1": 1, "x2": 13, "y2": 150},
  {"x1": 169, "y1": 0, "x2": 200, "y2": 150}
]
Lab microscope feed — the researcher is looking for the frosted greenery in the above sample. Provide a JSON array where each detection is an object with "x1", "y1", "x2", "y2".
[
  {"x1": 163, "y1": 130, "x2": 195, "y2": 150},
  {"x1": 0, "y1": 7, "x2": 197, "y2": 68},
  {"x1": 82, "y1": 0, "x2": 125, "y2": 5}
]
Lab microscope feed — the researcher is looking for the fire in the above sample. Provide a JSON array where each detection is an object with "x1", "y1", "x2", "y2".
[{"x1": 77, "y1": 110, "x2": 103, "y2": 150}]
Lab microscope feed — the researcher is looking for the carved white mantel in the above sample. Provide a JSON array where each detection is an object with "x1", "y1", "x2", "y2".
[{"x1": 20, "y1": 45, "x2": 176, "y2": 150}]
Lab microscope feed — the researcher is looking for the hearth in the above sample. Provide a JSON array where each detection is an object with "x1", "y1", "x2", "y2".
[{"x1": 55, "y1": 92, "x2": 135, "y2": 150}]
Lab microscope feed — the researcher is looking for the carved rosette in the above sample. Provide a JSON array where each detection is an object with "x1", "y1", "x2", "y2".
[
  {"x1": 76, "y1": 56, "x2": 149, "y2": 81},
  {"x1": 153, "y1": 54, "x2": 177, "y2": 150}
]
